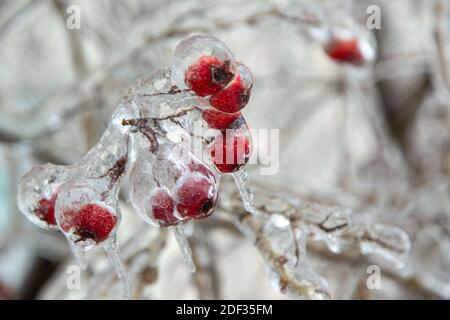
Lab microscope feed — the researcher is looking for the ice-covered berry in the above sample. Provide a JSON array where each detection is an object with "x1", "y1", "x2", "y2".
[
  {"x1": 171, "y1": 35, "x2": 236, "y2": 91},
  {"x1": 185, "y1": 56, "x2": 234, "y2": 97},
  {"x1": 174, "y1": 173, "x2": 218, "y2": 219},
  {"x1": 209, "y1": 63, "x2": 253, "y2": 114},
  {"x1": 202, "y1": 108, "x2": 242, "y2": 130},
  {"x1": 210, "y1": 133, "x2": 251, "y2": 173},
  {"x1": 323, "y1": 30, "x2": 375, "y2": 66},
  {"x1": 59, "y1": 203, "x2": 117, "y2": 244},
  {"x1": 150, "y1": 187, "x2": 177, "y2": 226}
]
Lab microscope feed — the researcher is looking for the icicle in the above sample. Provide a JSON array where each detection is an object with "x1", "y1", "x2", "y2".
[
  {"x1": 68, "y1": 239, "x2": 87, "y2": 270},
  {"x1": 103, "y1": 236, "x2": 131, "y2": 300},
  {"x1": 174, "y1": 225, "x2": 196, "y2": 273},
  {"x1": 232, "y1": 168, "x2": 259, "y2": 215}
]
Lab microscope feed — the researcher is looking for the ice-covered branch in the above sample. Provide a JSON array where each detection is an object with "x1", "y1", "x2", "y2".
[{"x1": 218, "y1": 180, "x2": 411, "y2": 299}]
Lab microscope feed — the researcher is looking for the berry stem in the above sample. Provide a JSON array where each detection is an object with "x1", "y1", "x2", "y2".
[
  {"x1": 103, "y1": 236, "x2": 131, "y2": 300},
  {"x1": 173, "y1": 225, "x2": 196, "y2": 273}
]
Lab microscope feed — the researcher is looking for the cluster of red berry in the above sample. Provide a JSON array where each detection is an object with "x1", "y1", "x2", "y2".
[
  {"x1": 17, "y1": 35, "x2": 255, "y2": 245},
  {"x1": 130, "y1": 144, "x2": 220, "y2": 228},
  {"x1": 179, "y1": 36, "x2": 253, "y2": 174},
  {"x1": 130, "y1": 35, "x2": 254, "y2": 227},
  {"x1": 17, "y1": 129, "x2": 128, "y2": 249}
]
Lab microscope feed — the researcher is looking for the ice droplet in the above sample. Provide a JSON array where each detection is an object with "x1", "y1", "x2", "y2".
[
  {"x1": 103, "y1": 236, "x2": 131, "y2": 300},
  {"x1": 111, "y1": 103, "x2": 140, "y2": 134},
  {"x1": 174, "y1": 225, "x2": 196, "y2": 273}
]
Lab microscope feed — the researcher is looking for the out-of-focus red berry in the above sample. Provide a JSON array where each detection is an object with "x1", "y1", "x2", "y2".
[{"x1": 325, "y1": 36, "x2": 364, "y2": 66}]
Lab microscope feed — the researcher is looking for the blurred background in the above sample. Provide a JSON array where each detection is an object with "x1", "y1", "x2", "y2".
[{"x1": 0, "y1": 0, "x2": 449, "y2": 299}]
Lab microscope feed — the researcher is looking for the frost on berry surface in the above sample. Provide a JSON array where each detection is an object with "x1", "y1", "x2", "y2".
[
  {"x1": 280, "y1": 0, "x2": 376, "y2": 67},
  {"x1": 202, "y1": 109, "x2": 243, "y2": 130},
  {"x1": 209, "y1": 121, "x2": 252, "y2": 173}
]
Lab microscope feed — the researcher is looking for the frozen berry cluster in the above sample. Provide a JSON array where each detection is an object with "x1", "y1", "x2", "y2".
[{"x1": 17, "y1": 35, "x2": 254, "y2": 252}]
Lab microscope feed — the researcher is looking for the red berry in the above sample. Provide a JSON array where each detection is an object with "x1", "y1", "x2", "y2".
[
  {"x1": 150, "y1": 188, "x2": 177, "y2": 226},
  {"x1": 209, "y1": 74, "x2": 251, "y2": 113},
  {"x1": 202, "y1": 108, "x2": 242, "y2": 130},
  {"x1": 60, "y1": 203, "x2": 117, "y2": 243},
  {"x1": 34, "y1": 193, "x2": 57, "y2": 226},
  {"x1": 325, "y1": 36, "x2": 364, "y2": 66},
  {"x1": 175, "y1": 175, "x2": 217, "y2": 219},
  {"x1": 210, "y1": 134, "x2": 251, "y2": 173},
  {"x1": 185, "y1": 56, "x2": 233, "y2": 97}
]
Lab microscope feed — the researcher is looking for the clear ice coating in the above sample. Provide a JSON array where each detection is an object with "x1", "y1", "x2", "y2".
[
  {"x1": 222, "y1": 187, "x2": 331, "y2": 299},
  {"x1": 232, "y1": 169, "x2": 258, "y2": 215},
  {"x1": 17, "y1": 163, "x2": 73, "y2": 231},
  {"x1": 16, "y1": 34, "x2": 256, "y2": 299}
]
